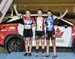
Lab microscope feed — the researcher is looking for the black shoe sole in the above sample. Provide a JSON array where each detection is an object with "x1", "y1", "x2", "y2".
[
  {"x1": 28, "y1": 53, "x2": 32, "y2": 56},
  {"x1": 45, "y1": 55, "x2": 50, "y2": 57},
  {"x1": 36, "y1": 55, "x2": 39, "y2": 57},
  {"x1": 24, "y1": 53, "x2": 28, "y2": 56}
]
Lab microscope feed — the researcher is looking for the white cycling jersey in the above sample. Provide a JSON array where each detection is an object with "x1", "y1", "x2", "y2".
[{"x1": 35, "y1": 17, "x2": 44, "y2": 31}]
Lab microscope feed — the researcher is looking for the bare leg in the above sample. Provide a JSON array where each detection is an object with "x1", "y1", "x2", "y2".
[
  {"x1": 36, "y1": 39, "x2": 39, "y2": 50},
  {"x1": 46, "y1": 40, "x2": 50, "y2": 55},
  {"x1": 52, "y1": 40, "x2": 57, "y2": 56},
  {"x1": 24, "y1": 38, "x2": 29, "y2": 56},
  {"x1": 41, "y1": 39, "x2": 45, "y2": 51},
  {"x1": 36, "y1": 39, "x2": 40, "y2": 56},
  {"x1": 41, "y1": 39, "x2": 45, "y2": 57},
  {"x1": 29, "y1": 39, "x2": 32, "y2": 53},
  {"x1": 25, "y1": 40, "x2": 28, "y2": 53}
]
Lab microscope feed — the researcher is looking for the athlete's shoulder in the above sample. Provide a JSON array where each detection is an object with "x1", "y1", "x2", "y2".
[
  {"x1": 42, "y1": 16, "x2": 45, "y2": 18},
  {"x1": 30, "y1": 17, "x2": 35, "y2": 21},
  {"x1": 30, "y1": 17, "x2": 34, "y2": 19},
  {"x1": 22, "y1": 15, "x2": 26, "y2": 19},
  {"x1": 35, "y1": 17, "x2": 38, "y2": 19}
]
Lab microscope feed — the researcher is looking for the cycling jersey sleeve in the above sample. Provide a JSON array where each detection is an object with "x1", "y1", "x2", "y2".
[
  {"x1": 53, "y1": 15, "x2": 57, "y2": 20},
  {"x1": 45, "y1": 19, "x2": 48, "y2": 25}
]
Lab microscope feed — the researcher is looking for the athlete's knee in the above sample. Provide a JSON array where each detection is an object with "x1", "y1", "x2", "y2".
[
  {"x1": 41, "y1": 39, "x2": 45, "y2": 43},
  {"x1": 52, "y1": 40, "x2": 56, "y2": 45},
  {"x1": 46, "y1": 40, "x2": 50, "y2": 45}
]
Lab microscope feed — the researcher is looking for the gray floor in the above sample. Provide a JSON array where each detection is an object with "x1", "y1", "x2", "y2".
[
  {"x1": 0, "y1": 52, "x2": 75, "y2": 59},
  {"x1": 0, "y1": 47, "x2": 75, "y2": 59}
]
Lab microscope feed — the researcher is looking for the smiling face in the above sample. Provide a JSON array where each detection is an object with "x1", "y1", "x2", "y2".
[
  {"x1": 37, "y1": 10, "x2": 42, "y2": 17},
  {"x1": 47, "y1": 10, "x2": 53, "y2": 17}
]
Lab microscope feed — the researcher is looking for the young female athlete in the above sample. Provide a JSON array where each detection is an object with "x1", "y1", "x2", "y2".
[
  {"x1": 45, "y1": 9, "x2": 68, "y2": 58},
  {"x1": 14, "y1": 4, "x2": 35, "y2": 56}
]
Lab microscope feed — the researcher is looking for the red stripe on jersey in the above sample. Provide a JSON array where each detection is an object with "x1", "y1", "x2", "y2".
[
  {"x1": 35, "y1": 17, "x2": 44, "y2": 31},
  {"x1": 22, "y1": 15, "x2": 26, "y2": 20},
  {"x1": 42, "y1": 17, "x2": 44, "y2": 31}
]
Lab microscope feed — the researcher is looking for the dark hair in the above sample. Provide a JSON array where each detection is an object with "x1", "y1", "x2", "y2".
[
  {"x1": 37, "y1": 9, "x2": 43, "y2": 12},
  {"x1": 25, "y1": 9, "x2": 31, "y2": 14},
  {"x1": 25, "y1": 9, "x2": 31, "y2": 12},
  {"x1": 47, "y1": 10, "x2": 53, "y2": 16},
  {"x1": 47, "y1": 10, "x2": 53, "y2": 14}
]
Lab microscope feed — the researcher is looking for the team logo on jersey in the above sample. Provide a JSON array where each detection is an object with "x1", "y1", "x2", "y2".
[{"x1": 55, "y1": 28, "x2": 64, "y2": 38}]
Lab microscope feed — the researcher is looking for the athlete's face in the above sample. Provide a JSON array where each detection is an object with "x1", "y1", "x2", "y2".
[
  {"x1": 26, "y1": 11, "x2": 30, "y2": 17},
  {"x1": 47, "y1": 12, "x2": 52, "y2": 17},
  {"x1": 37, "y1": 10, "x2": 42, "y2": 17}
]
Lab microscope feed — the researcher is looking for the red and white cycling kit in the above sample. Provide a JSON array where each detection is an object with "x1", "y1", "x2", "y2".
[{"x1": 35, "y1": 17, "x2": 44, "y2": 31}]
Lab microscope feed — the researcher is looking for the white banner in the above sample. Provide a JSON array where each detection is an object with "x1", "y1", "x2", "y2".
[
  {"x1": 53, "y1": 26, "x2": 72, "y2": 47},
  {"x1": 0, "y1": 0, "x2": 13, "y2": 23}
]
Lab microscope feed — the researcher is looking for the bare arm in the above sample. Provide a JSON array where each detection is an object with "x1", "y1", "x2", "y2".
[
  {"x1": 13, "y1": 4, "x2": 19, "y2": 16},
  {"x1": 44, "y1": 24, "x2": 46, "y2": 27},
  {"x1": 32, "y1": 24, "x2": 36, "y2": 27},
  {"x1": 57, "y1": 8, "x2": 68, "y2": 19}
]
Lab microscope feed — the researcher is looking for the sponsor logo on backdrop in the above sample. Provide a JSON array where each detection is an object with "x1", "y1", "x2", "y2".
[{"x1": 55, "y1": 28, "x2": 64, "y2": 38}]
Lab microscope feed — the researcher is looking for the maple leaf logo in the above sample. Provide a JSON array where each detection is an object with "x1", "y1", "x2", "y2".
[{"x1": 55, "y1": 28, "x2": 64, "y2": 38}]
